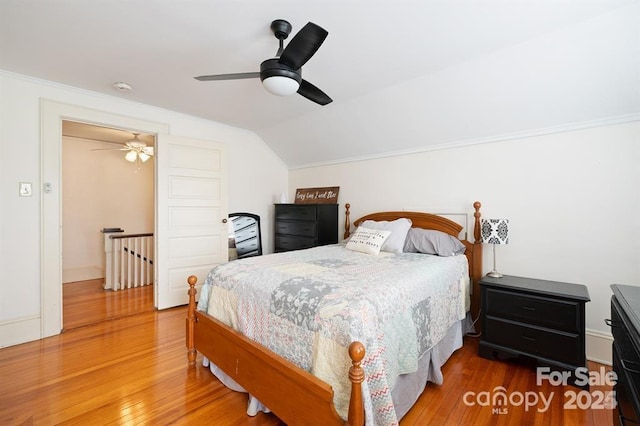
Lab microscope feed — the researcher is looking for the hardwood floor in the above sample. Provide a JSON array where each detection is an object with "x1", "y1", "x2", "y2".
[
  {"x1": 1, "y1": 284, "x2": 614, "y2": 425},
  {"x1": 62, "y1": 279, "x2": 154, "y2": 330}
]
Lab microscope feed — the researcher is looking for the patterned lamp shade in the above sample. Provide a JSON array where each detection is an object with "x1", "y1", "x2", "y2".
[{"x1": 481, "y1": 219, "x2": 509, "y2": 245}]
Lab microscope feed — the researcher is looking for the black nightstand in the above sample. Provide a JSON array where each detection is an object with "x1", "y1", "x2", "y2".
[{"x1": 478, "y1": 275, "x2": 590, "y2": 387}]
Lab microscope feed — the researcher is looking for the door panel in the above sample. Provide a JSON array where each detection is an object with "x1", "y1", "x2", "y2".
[{"x1": 156, "y1": 134, "x2": 227, "y2": 309}]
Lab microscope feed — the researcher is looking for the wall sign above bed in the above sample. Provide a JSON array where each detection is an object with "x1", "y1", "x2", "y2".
[{"x1": 294, "y1": 186, "x2": 339, "y2": 204}]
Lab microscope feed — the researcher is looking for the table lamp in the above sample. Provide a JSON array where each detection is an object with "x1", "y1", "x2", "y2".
[{"x1": 481, "y1": 218, "x2": 509, "y2": 278}]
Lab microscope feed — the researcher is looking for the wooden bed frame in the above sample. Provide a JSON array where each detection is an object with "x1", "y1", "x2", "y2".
[{"x1": 186, "y1": 201, "x2": 483, "y2": 426}]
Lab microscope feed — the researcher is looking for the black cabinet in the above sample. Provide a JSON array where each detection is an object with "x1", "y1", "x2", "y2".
[
  {"x1": 274, "y1": 204, "x2": 338, "y2": 252},
  {"x1": 479, "y1": 275, "x2": 590, "y2": 387},
  {"x1": 610, "y1": 284, "x2": 640, "y2": 425}
]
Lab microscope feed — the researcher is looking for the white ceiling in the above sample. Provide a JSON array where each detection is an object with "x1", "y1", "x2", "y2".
[
  {"x1": 62, "y1": 121, "x2": 155, "y2": 146},
  {"x1": 1, "y1": 1, "x2": 638, "y2": 168}
]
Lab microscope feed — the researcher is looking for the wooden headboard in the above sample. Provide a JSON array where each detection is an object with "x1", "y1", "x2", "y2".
[{"x1": 343, "y1": 202, "x2": 483, "y2": 321}]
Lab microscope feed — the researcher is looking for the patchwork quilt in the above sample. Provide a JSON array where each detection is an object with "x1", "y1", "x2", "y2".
[{"x1": 198, "y1": 244, "x2": 469, "y2": 425}]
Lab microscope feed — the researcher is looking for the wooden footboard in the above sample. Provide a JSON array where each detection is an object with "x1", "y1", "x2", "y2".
[{"x1": 186, "y1": 276, "x2": 365, "y2": 426}]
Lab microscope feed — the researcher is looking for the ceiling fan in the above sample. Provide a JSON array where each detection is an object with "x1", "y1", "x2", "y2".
[
  {"x1": 194, "y1": 19, "x2": 332, "y2": 106},
  {"x1": 92, "y1": 133, "x2": 154, "y2": 163}
]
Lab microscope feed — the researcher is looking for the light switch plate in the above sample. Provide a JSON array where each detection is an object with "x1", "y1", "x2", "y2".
[{"x1": 19, "y1": 182, "x2": 32, "y2": 197}]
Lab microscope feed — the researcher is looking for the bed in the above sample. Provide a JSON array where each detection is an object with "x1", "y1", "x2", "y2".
[{"x1": 186, "y1": 201, "x2": 483, "y2": 425}]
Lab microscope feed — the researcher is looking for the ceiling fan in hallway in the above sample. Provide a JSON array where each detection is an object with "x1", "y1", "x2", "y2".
[
  {"x1": 92, "y1": 133, "x2": 154, "y2": 163},
  {"x1": 194, "y1": 19, "x2": 332, "y2": 105}
]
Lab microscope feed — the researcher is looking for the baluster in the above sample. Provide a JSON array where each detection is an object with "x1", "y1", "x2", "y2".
[
  {"x1": 122, "y1": 238, "x2": 126, "y2": 289},
  {"x1": 113, "y1": 239, "x2": 121, "y2": 291},
  {"x1": 139, "y1": 236, "x2": 144, "y2": 286},
  {"x1": 127, "y1": 237, "x2": 133, "y2": 289},
  {"x1": 134, "y1": 236, "x2": 139, "y2": 287},
  {"x1": 121, "y1": 238, "x2": 127, "y2": 290},
  {"x1": 140, "y1": 236, "x2": 146, "y2": 287}
]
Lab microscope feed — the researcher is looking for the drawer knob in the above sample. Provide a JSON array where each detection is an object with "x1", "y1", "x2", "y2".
[{"x1": 522, "y1": 335, "x2": 536, "y2": 342}]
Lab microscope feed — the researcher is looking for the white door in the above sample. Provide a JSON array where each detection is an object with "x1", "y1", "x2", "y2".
[{"x1": 156, "y1": 134, "x2": 228, "y2": 309}]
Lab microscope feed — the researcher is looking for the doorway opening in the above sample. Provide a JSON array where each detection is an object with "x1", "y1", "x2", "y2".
[{"x1": 61, "y1": 121, "x2": 156, "y2": 330}]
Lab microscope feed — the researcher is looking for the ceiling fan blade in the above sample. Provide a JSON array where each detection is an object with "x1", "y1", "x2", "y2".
[
  {"x1": 297, "y1": 79, "x2": 332, "y2": 105},
  {"x1": 194, "y1": 72, "x2": 260, "y2": 81},
  {"x1": 90, "y1": 147, "x2": 128, "y2": 151},
  {"x1": 142, "y1": 147, "x2": 154, "y2": 156},
  {"x1": 279, "y1": 22, "x2": 328, "y2": 70}
]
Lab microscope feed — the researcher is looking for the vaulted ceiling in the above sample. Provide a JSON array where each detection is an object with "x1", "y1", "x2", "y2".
[{"x1": 1, "y1": 1, "x2": 638, "y2": 168}]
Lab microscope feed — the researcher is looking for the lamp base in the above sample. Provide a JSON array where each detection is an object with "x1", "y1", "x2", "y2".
[{"x1": 487, "y1": 271, "x2": 503, "y2": 278}]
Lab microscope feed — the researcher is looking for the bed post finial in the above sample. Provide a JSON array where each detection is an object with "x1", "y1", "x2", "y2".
[
  {"x1": 343, "y1": 203, "x2": 351, "y2": 240},
  {"x1": 187, "y1": 275, "x2": 198, "y2": 366},
  {"x1": 473, "y1": 201, "x2": 482, "y2": 244},
  {"x1": 346, "y1": 341, "x2": 365, "y2": 426}
]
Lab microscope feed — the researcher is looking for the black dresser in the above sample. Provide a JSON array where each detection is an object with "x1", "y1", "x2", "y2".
[
  {"x1": 610, "y1": 284, "x2": 640, "y2": 425},
  {"x1": 479, "y1": 275, "x2": 590, "y2": 387},
  {"x1": 274, "y1": 204, "x2": 338, "y2": 252}
]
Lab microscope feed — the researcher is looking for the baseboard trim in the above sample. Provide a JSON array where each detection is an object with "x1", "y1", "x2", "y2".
[
  {"x1": 0, "y1": 315, "x2": 41, "y2": 348},
  {"x1": 586, "y1": 328, "x2": 613, "y2": 366},
  {"x1": 63, "y1": 265, "x2": 104, "y2": 283}
]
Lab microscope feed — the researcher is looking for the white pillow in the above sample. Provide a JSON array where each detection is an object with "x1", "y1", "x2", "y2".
[
  {"x1": 345, "y1": 226, "x2": 391, "y2": 255},
  {"x1": 360, "y1": 218, "x2": 412, "y2": 253}
]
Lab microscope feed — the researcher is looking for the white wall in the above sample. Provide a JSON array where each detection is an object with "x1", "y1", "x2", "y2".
[
  {"x1": 62, "y1": 136, "x2": 154, "y2": 282},
  {"x1": 0, "y1": 71, "x2": 288, "y2": 346},
  {"x1": 289, "y1": 121, "x2": 640, "y2": 362}
]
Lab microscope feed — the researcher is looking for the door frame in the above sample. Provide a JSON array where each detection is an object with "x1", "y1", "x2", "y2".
[{"x1": 41, "y1": 100, "x2": 168, "y2": 337}]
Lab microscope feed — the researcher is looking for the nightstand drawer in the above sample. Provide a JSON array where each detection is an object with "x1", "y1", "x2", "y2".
[
  {"x1": 275, "y1": 221, "x2": 317, "y2": 237},
  {"x1": 485, "y1": 288, "x2": 580, "y2": 333},
  {"x1": 484, "y1": 317, "x2": 582, "y2": 366}
]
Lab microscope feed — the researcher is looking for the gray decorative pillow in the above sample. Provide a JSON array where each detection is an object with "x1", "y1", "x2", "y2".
[
  {"x1": 403, "y1": 228, "x2": 466, "y2": 257},
  {"x1": 360, "y1": 218, "x2": 412, "y2": 254}
]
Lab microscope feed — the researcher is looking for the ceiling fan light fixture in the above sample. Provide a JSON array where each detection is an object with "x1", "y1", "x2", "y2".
[
  {"x1": 262, "y1": 75, "x2": 300, "y2": 96},
  {"x1": 138, "y1": 152, "x2": 151, "y2": 162},
  {"x1": 125, "y1": 150, "x2": 138, "y2": 162},
  {"x1": 260, "y1": 58, "x2": 301, "y2": 96}
]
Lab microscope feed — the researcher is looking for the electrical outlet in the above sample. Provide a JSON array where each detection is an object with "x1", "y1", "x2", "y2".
[{"x1": 19, "y1": 182, "x2": 32, "y2": 197}]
